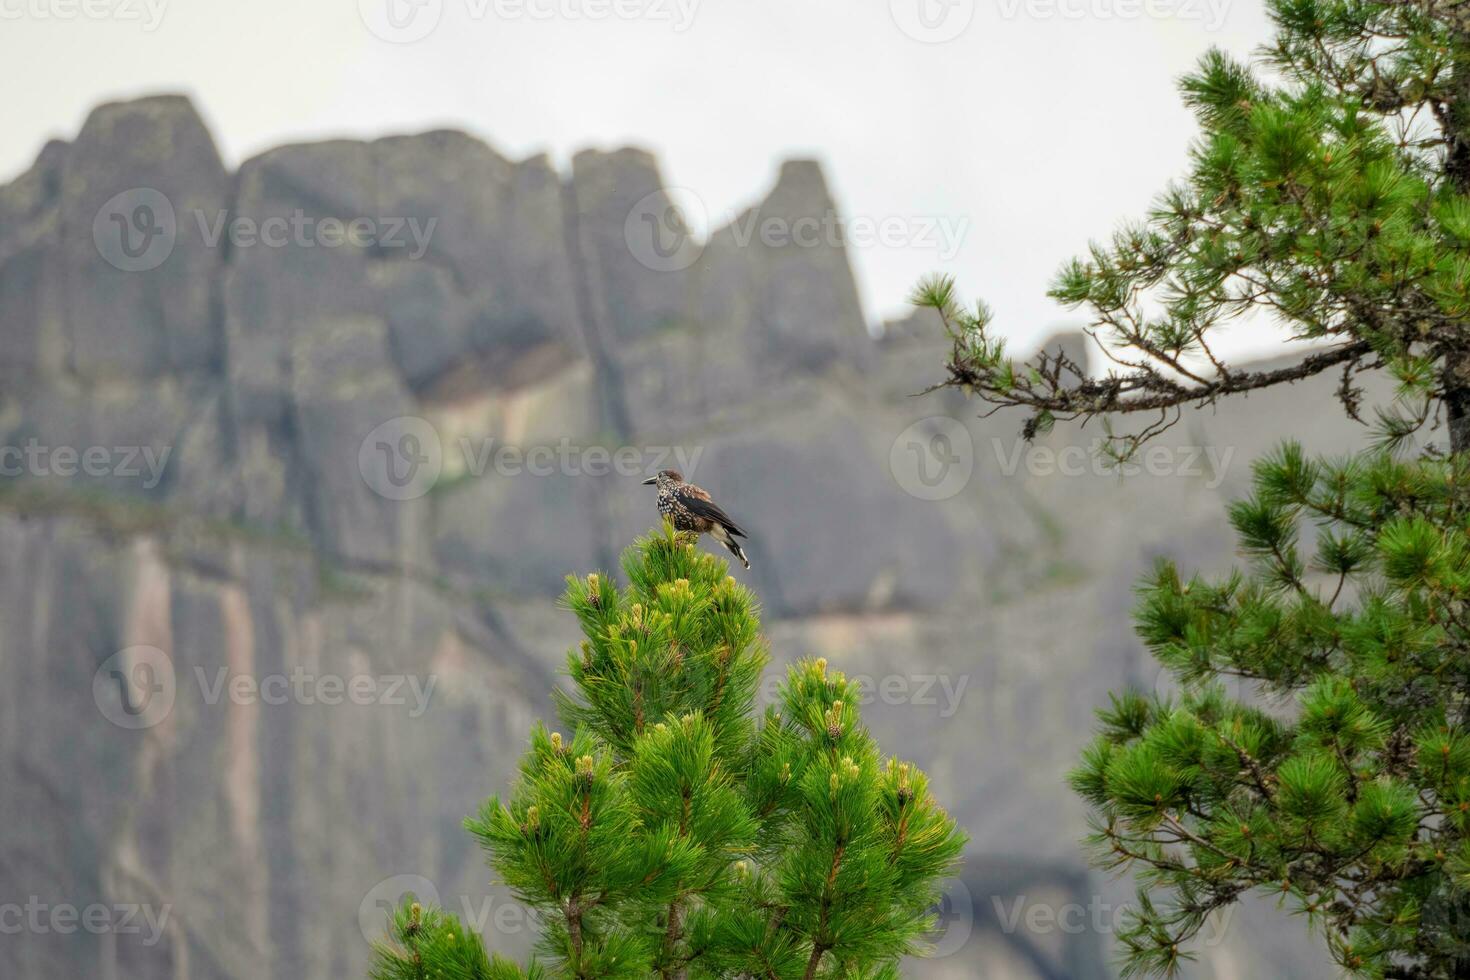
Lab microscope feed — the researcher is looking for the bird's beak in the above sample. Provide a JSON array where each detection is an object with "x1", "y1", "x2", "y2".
[{"x1": 641, "y1": 477, "x2": 656, "y2": 485}]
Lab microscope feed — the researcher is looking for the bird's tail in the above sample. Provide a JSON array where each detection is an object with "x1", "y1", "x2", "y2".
[{"x1": 711, "y1": 525, "x2": 751, "y2": 569}]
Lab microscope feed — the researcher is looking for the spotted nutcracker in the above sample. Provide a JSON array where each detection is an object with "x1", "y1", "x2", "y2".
[{"x1": 641, "y1": 469, "x2": 751, "y2": 569}]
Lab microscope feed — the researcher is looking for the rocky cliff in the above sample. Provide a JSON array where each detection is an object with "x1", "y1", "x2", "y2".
[{"x1": 0, "y1": 95, "x2": 1360, "y2": 978}]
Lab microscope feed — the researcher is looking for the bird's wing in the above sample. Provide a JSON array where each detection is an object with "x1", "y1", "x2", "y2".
[{"x1": 677, "y1": 488, "x2": 747, "y2": 538}]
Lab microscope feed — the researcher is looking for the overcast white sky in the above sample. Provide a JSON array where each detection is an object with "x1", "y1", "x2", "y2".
[{"x1": 1, "y1": 0, "x2": 1279, "y2": 352}]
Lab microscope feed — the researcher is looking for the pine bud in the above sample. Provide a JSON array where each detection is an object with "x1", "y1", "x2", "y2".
[
  {"x1": 825, "y1": 702, "x2": 845, "y2": 740},
  {"x1": 576, "y1": 754, "x2": 595, "y2": 783},
  {"x1": 551, "y1": 732, "x2": 564, "y2": 754},
  {"x1": 407, "y1": 902, "x2": 422, "y2": 936},
  {"x1": 815, "y1": 658, "x2": 828, "y2": 676},
  {"x1": 524, "y1": 805, "x2": 541, "y2": 833}
]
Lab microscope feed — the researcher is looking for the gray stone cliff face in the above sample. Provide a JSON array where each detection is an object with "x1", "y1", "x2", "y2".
[{"x1": 0, "y1": 95, "x2": 1354, "y2": 978}]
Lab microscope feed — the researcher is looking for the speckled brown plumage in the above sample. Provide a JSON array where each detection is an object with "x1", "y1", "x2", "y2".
[{"x1": 644, "y1": 469, "x2": 751, "y2": 569}]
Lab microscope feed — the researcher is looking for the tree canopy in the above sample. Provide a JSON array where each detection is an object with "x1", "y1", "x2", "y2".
[
  {"x1": 369, "y1": 526, "x2": 966, "y2": 980},
  {"x1": 917, "y1": 0, "x2": 1470, "y2": 460}
]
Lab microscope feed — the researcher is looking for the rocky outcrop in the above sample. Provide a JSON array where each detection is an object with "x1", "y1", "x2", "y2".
[{"x1": 0, "y1": 94, "x2": 1351, "y2": 979}]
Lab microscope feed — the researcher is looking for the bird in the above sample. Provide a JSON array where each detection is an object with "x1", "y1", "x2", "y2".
[{"x1": 641, "y1": 469, "x2": 751, "y2": 569}]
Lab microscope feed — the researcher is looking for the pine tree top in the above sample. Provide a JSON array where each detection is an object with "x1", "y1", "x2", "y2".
[{"x1": 370, "y1": 524, "x2": 966, "y2": 980}]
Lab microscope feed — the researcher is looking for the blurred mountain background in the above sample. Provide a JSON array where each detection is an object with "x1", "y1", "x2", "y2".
[{"x1": 0, "y1": 95, "x2": 1363, "y2": 979}]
